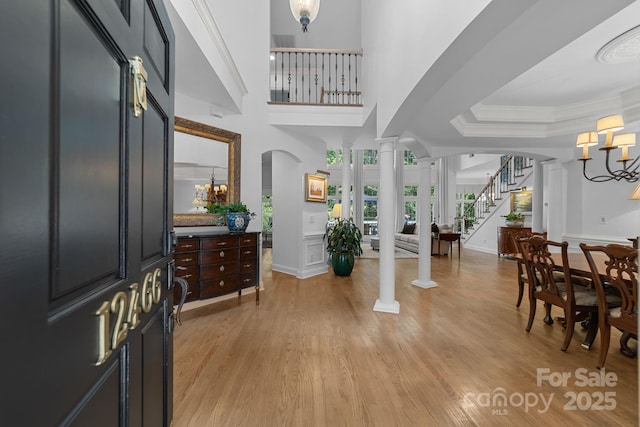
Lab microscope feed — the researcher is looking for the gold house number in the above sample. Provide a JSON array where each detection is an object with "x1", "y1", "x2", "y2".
[{"x1": 94, "y1": 268, "x2": 163, "y2": 366}]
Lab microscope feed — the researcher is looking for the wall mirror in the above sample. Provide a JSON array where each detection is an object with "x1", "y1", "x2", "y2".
[{"x1": 173, "y1": 117, "x2": 241, "y2": 226}]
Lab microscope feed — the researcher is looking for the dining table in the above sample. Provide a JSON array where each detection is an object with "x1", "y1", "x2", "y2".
[{"x1": 548, "y1": 251, "x2": 637, "y2": 357}]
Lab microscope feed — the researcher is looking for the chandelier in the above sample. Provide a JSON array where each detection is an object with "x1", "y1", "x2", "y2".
[
  {"x1": 192, "y1": 168, "x2": 228, "y2": 211},
  {"x1": 289, "y1": 0, "x2": 320, "y2": 33},
  {"x1": 576, "y1": 115, "x2": 638, "y2": 182}
]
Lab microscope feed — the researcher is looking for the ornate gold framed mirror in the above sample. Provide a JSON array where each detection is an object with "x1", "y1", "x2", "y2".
[{"x1": 173, "y1": 117, "x2": 241, "y2": 226}]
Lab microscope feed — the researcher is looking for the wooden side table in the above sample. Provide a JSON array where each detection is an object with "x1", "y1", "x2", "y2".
[{"x1": 437, "y1": 232, "x2": 461, "y2": 260}]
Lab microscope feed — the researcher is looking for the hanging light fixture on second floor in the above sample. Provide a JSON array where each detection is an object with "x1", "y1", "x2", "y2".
[{"x1": 290, "y1": 0, "x2": 320, "y2": 33}]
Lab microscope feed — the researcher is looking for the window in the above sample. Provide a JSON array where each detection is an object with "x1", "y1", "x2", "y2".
[
  {"x1": 364, "y1": 185, "x2": 377, "y2": 196},
  {"x1": 363, "y1": 149, "x2": 378, "y2": 165},
  {"x1": 404, "y1": 185, "x2": 418, "y2": 197},
  {"x1": 327, "y1": 149, "x2": 342, "y2": 165},
  {"x1": 404, "y1": 150, "x2": 417, "y2": 165},
  {"x1": 262, "y1": 194, "x2": 272, "y2": 231},
  {"x1": 403, "y1": 185, "x2": 418, "y2": 222}
]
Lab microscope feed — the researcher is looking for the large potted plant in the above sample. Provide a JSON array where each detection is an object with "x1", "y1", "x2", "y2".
[{"x1": 325, "y1": 218, "x2": 363, "y2": 276}]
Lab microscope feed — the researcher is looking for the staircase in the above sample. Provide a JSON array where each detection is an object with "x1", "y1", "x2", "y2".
[{"x1": 458, "y1": 155, "x2": 533, "y2": 241}]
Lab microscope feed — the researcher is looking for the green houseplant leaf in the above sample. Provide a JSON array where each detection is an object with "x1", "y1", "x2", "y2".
[
  {"x1": 325, "y1": 218, "x2": 363, "y2": 256},
  {"x1": 505, "y1": 212, "x2": 525, "y2": 221}
]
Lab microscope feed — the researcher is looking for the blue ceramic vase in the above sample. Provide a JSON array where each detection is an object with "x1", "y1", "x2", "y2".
[{"x1": 225, "y1": 213, "x2": 250, "y2": 234}]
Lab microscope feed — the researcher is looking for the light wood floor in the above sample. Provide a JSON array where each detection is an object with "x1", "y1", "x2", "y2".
[{"x1": 173, "y1": 248, "x2": 638, "y2": 426}]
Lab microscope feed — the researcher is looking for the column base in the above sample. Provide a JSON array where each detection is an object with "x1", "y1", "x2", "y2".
[
  {"x1": 373, "y1": 299, "x2": 400, "y2": 314},
  {"x1": 411, "y1": 279, "x2": 438, "y2": 289}
]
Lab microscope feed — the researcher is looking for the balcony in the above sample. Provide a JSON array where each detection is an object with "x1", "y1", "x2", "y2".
[
  {"x1": 267, "y1": 48, "x2": 364, "y2": 127},
  {"x1": 269, "y1": 48, "x2": 363, "y2": 106}
]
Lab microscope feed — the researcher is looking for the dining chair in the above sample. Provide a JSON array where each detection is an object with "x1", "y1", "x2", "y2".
[
  {"x1": 514, "y1": 232, "x2": 546, "y2": 308},
  {"x1": 516, "y1": 236, "x2": 606, "y2": 351},
  {"x1": 579, "y1": 243, "x2": 638, "y2": 369}
]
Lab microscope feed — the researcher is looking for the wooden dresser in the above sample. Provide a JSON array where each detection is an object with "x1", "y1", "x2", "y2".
[
  {"x1": 174, "y1": 232, "x2": 259, "y2": 303},
  {"x1": 497, "y1": 226, "x2": 532, "y2": 257}
]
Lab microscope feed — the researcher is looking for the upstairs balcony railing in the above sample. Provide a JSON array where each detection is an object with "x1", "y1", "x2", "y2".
[{"x1": 268, "y1": 48, "x2": 363, "y2": 106}]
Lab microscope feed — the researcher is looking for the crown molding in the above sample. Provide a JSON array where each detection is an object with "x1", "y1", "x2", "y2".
[
  {"x1": 192, "y1": 0, "x2": 248, "y2": 96},
  {"x1": 455, "y1": 88, "x2": 640, "y2": 138}
]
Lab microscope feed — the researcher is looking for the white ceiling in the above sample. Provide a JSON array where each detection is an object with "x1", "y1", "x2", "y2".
[
  {"x1": 383, "y1": 0, "x2": 640, "y2": 159},
  {"x1": 170, "y1": 1, "x2": 640, "y2": 172},
  {"x1": 270, "y1": 0, "x2": 640, "y2": 161}
]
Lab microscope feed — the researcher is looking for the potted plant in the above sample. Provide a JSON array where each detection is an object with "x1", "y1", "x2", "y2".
[
  {"x1": 206, "y1": 202, "x2": 256, "y2": 232},
  {"x1": 504, "y1": 212, "x2": 525, "y2": 227},
  {"x1": 324, "y1": 218, "x2": 363, "y2": 276},
  {"x1": 205, "y1": 202, "x2": 228, "y2": 226}
]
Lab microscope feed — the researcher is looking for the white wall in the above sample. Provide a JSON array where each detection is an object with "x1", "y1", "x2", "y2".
[
  {"x1": 565, "y1": 156, "x2": 640, "y2": 246},
  {"x1": 362, "y1": 0, "x2": 491, "y2": 136},
  {"x1": 172, "y1": 1, "x2": 341, "y2": 278}
]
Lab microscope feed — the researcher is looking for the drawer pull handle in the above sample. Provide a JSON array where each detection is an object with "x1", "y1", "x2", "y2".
[
  {"x1": 176, "y1": 266, "x2": 187, "y2": 271},
  {"x1": 219, "y1": 280, "x2": 225, "y2": 287},
  {"x1": 220, "y1": 266, "x2": 225, "y2": 272},
  {"x1": 183, "y1": 257, "x2": 193, "y2": 262},
  {"x1": 218, "y1": 242, "x2": 228, "y2": 246},
  {"x1": 182, "y1": 244, "x2": 193, "y2": 248},
  {"x1": 243, "y1": 264, "x2": 251, "y2": 268},
  {"x1": 219, "y1": 251, "x2": 225, "y2": 257},
  {"x1": 243, "y1": 278, "x2": 251, "y2": 283},
  {"x1": 184, "y1": 274, "x2": 192, "y2": 279},
  {"x1": 243, "y1": 250, "x2": 251, "y2": 255}
]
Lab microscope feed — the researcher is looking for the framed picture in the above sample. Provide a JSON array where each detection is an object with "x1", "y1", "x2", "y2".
[
  {"x1": 305, "y1": 173, "x2": 327, "y2": 202},
  {"x1": 510, "y1": 189, "x2": 533, "y2": 215}
]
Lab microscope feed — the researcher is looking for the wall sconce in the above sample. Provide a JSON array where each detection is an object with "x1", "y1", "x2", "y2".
[{"x1": 576, "y1": 115, "x2": 638, "y2": 182}]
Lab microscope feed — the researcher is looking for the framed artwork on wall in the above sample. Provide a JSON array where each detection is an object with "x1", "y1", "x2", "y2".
[
  {"x1": 510, "y1": 189, "x2": 533, "y2": 215},
  {"x1": 305, "y1": 173, "x2": 327, "y2": 202}
]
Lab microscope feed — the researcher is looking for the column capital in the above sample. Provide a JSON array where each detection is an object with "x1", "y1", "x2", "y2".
[
  {"x1": 376, "y1": 137, "x2": 398, "y2": 152},
  {"x1": 376, "y1": 136, "x2": 398, "y2": 144}
]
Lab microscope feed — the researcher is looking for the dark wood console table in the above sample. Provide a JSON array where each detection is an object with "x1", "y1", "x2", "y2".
[
  {"x1": 497, "y1": 226, "x2": 531, "y2": 257},
  {"x1": 174, "y1": 232, "x2": 259, "y2": 304}
]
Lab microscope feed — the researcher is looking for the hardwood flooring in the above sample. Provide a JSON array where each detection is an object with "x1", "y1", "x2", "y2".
[{"x1": 173, "y1": 248, "x2": 638, "y2": 426}]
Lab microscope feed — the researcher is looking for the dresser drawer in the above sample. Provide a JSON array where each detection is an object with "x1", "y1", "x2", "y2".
[
  {"x1": 175, "y1": 265, "x2": 199, "y2": 284},
  {"x1": 201, "y1": 276, "x2": 239, "y2": 298},
  {"x1": 173, "y1": 281, "x2": 199, "y2": 304},
  {"x1": 201, "y1": 248, "x2": 238, "y2": 265},
  {"x1": 239, "y1": 258, "x2": 257, "y2": 274},
  {"x1": 239, "y1": 272, "x2": 257, "y2": 289},
  {"x1": 201, "y1": 235, "x2": 238, "y2": 250},
  {"x1": 201, "y1": 261, "x2": 238, "y2": 280},
  {"x1": 239, "y1": 246, "x2": 257, "y2": 259},
  {"x1": 238, "y1": 233, "x2": 257, "y2": 247},
  {"x1": 175, "y1": 237, "x2": 199, "y2": 252},
  {"x1": 175, "y1": 252, "x2": 198, "y2": 267}
]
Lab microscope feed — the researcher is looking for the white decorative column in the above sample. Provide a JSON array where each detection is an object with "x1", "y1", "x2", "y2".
[
  {"x1": 374, "y1": 137, "x2": 400, "y2": 314},
  {"x1": 353, "y1": 149, "x2": 363, "y2": 231},
  {"x1": 412, "y1": 157, "x2": 438, "y2": 289},
  {"x1": 395, "y1": 147, "x2": 405, "y2": 232},
  {"x1": 341, "y1": 142, "x2": 352, "y2": 218},
  {"x1": 532, "y1": 160, "x2": 544, "y2": 233},
  {"x1": 546, "y1": 161, "x2": 565, "y2": 242}
]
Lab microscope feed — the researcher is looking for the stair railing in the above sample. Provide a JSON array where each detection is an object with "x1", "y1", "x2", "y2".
[{"x1": 459, "y1": 155, "x2": 532, "y2": 234}]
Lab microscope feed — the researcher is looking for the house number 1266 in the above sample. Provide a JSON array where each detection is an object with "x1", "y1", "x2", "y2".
[{"x1": 94, "y1": 268, "x2": 163, "y2": 366}]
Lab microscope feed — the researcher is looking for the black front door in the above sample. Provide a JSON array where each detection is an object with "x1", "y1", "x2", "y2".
[{"x1": 1, "y1": 0, "x2": 175, "y2": 425}]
